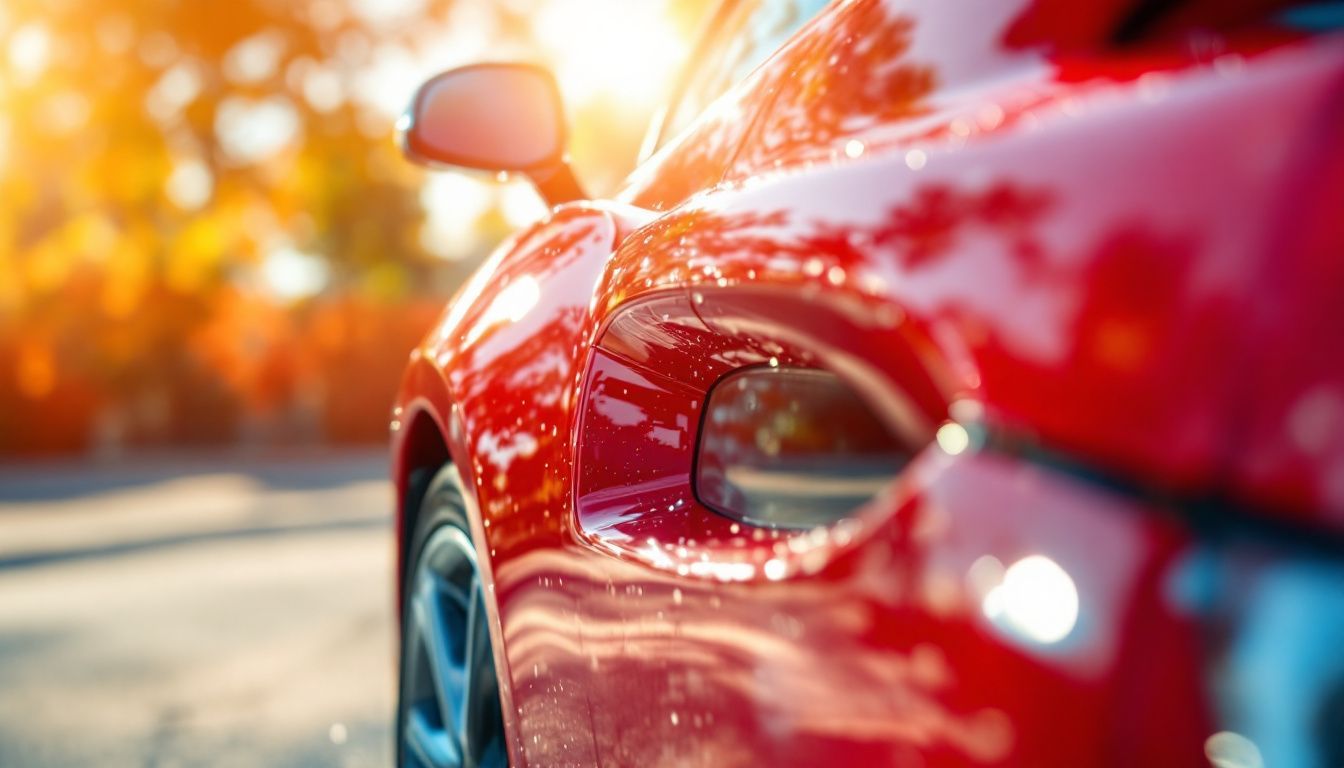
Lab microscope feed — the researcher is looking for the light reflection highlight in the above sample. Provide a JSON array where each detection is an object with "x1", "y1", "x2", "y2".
[
  {"x1": 982, "y1": 555, "x2": 1079, "y2": 645},
  {"x1": 1204, "y1": 731, "x2": 1264, "y2": 768},
  {"x1": 935, "y1": 422, "x2": 970, "y2": 455},
  {"x1": 465, "y1": 275, "x2": 541, "y2": 346}
]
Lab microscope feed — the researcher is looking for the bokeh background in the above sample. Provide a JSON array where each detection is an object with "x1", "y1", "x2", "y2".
[
  {"x1": 0, "y1": 3, "x2": 715, "y2": 764},
  {"x1": 0, "y1": 0, "x2": 711, "y2": 456}
]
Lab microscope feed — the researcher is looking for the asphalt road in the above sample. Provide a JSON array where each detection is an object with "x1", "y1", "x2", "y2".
[{"x1": 0, "y1": 450, "x2": 396, "y2": 767}]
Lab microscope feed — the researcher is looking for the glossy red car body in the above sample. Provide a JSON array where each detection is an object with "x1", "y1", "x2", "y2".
[{"x1": 392, "y1": 0, "x2": 1344, "y2": 765}]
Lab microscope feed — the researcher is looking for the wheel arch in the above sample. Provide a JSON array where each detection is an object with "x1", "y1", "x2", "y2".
[
  {"x1": 393, "y1": 363, "x2": 527, "y2": 763},
  {"x1": 392, "y1": 353, "x2": 476, "y2": 611},
  {"x1": 396, "y1": 406, "x2": 450, "y2": 594}
]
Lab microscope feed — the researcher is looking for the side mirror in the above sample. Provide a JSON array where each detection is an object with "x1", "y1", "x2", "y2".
[{"x1": 397, "y1": 63, "x2": 585, "y2": 205}]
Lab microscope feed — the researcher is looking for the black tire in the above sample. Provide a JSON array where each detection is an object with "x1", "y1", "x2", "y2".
[{"x1": 396, "y1": 464, "x2": 507, "y2": 768}]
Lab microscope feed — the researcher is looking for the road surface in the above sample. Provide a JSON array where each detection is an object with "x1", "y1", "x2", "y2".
[{"x1": 0, "y1": 450, "x2": 396, "y2": 767}]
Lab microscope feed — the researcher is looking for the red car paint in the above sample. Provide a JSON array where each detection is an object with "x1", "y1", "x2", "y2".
[{"x1": 392, "y1": 0, "x2": 1344, "y2": 765}]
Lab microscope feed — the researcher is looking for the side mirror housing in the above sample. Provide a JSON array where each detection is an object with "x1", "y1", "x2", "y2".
[{"x1": 397, "y1": 63, "x2": 584, "y2": 205}]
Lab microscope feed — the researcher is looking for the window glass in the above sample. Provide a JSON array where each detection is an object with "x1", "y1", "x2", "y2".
[{"x1": 659, "y1": 0, "x2": 831, "y2": 148}]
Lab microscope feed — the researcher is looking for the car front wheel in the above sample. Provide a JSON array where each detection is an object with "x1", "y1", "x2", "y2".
[{"x1": 397, "y1": 464, "x2": 507, "y2": 768}]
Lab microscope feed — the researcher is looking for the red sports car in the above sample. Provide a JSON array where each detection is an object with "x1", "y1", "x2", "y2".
[{"x1": 389, "y1": 1, "x2": 1344, "y2": 766}]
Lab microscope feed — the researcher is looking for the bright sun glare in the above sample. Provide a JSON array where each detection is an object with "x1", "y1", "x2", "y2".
[{"x1": 534, "y1": 0, "x2": 688, "y2": 105}]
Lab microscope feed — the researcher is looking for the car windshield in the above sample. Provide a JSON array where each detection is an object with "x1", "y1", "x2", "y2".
[{"x1": 651, "y1": 0, "x2": 831, "y2": 154}]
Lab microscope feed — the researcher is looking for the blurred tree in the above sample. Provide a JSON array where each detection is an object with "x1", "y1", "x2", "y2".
[{"x1": 0, "y1": 0, "x2": 708, "y2": 454}]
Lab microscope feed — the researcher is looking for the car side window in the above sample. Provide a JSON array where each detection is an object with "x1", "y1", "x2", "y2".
[{"x1": 658, "y1": 0, "x2": 831, "y2": 150}]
